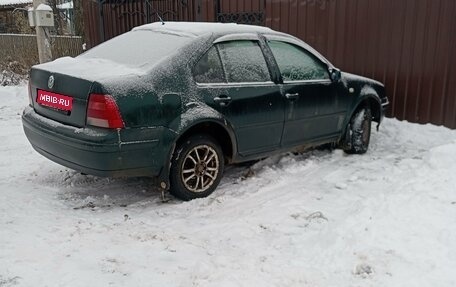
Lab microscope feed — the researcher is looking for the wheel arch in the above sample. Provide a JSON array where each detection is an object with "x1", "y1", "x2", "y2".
[
  {"x1": 364, "y1": 97, "x2": 381, "y2": 124},
  {"x1": 339, "y1": 91, "x2": 378, "y2": 152},
  {"x1": 346, "y1": 96, "x2": 382, "y2": 129},
  {"x1": 158, "y1": 115, "x2": 237, "y2": 191},
  {"x1": 176, "y1": 120, "x2": 236, "y2": 163},
  {"x1": 356, "y1": 86, "x2": 382, "y2": 123},
  {"x1": 339, "y1": 88, "x2": 382, "y2": 142}
]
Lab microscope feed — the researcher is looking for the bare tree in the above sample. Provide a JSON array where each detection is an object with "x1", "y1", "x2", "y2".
[
  {"x1": 47, "y1": 0, "x2": 63, "y2": 34},
  {"x1": 73, "y1": 0, "x2": 84, "y2": 37}
]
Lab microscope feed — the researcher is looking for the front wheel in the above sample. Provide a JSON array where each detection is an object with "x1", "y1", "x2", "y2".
[
  {"x1": 169, "y1": 134, "x2": 224, "y2": 201},
  {"x1": 342, "y1": 106, "x2": 372, "y2": 154}
]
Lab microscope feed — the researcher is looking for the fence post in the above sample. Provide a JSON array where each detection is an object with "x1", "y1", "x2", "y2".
[{"x1": 33, "y1": 0, "x2": 53, "y2": 63}]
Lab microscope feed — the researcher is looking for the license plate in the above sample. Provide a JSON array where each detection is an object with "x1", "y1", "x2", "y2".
[{"x1": 37, "y1": 90, "x2": 73, "y2": 111}]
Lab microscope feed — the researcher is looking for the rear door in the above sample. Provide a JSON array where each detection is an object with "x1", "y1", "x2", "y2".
[
  {"x1": 194, "y1": 38, "x2": 285, "y2": 156},
  {"x1": 265, "y1": 37, "x2": 348, "y2": 147}
]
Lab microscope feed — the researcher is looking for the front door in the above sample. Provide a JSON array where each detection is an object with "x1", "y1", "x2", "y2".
[
  {"x1": 266, "y1": 39, "x2": 347, "y2": 147},
  {"x1": 193, "y1": 40, "x2": 285, "y2": 156}
]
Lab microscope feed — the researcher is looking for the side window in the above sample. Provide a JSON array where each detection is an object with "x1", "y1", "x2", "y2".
[
  {"x1": 217, "y1": 40, "x2": 271, "y2": 83},
  {"x1": 193, "y1": 46, "x2": 225, "y2": 83},
  {"x1": 268, "y1": 40, "x2": 329, "y2": 82}
]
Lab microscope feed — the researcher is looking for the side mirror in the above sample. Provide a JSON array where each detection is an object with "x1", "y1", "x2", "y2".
[{"x1": 329, "y1": 68, "x2": 341, "y2": 82}]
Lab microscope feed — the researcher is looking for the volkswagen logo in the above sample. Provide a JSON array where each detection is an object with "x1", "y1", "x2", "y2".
[{"x1": 48, "y1": 75, "x2": 54, "y2": 89}]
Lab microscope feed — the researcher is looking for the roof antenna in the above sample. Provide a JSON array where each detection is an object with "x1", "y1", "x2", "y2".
[{"x1": 156, "y1": 12, "x2": 165, "y2": 25}]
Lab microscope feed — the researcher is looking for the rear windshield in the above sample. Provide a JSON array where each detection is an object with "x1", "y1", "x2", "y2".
[{"x1": 79, "y1": 30, "x2": 192, "y2": 68}]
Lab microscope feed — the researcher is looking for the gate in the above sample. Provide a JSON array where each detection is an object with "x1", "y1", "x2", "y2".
[{"x1": 215, "y1": 0, "x2": 265, "y2": 25}]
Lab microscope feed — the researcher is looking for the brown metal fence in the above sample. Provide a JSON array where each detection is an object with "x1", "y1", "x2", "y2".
[
  {"x1": 0, "y1": 34, "x2": 84, "y2": 67},
  {"x1": 82, "y1": 0, "x2": 199, "y2": 49},
  {"x1": 84, "y1": 0, "x2": 456, "y2": 129}
]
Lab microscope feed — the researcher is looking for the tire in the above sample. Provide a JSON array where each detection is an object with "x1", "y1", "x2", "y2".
[
  {"x1": 169, "y1": 134, "x2": 224, "y2": 201},
  {"x1": 342, "y1": 106, "x2": 372, "y2": 154}
]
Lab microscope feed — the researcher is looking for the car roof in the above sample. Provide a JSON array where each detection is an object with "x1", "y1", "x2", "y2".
[
  {"x1": 131, "y1": 21, "x2": 332, "y2": 68},
  {"x1": 132, "y1": 21, "x2": 280, "y2": 38}
]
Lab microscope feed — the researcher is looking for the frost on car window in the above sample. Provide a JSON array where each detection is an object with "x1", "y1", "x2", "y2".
[
  {"x1": 193, "y1": 46, "x2": 225, "y2": 83},
  {"x1": 80, "y1": 30, "x2": 191, "y2": 68},
  {"x1": 217, "y1": 40, "x2": 271, "y2": 83},
  {"x1": 268, "y1": 40, "x2": 329, "y2": 81}
]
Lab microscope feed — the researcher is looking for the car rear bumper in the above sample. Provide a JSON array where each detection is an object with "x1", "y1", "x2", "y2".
[{"x1": 22, "y1": 106, "x2": 171, "y2": 178}]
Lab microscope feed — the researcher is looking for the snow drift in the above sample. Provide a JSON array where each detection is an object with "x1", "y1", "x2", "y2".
[{"x1": 1, "y1": 85, "x2": 455, "y2": 286}]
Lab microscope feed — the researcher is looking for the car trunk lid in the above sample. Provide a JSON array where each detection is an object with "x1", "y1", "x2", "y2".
[
  {"x1": 30, "y1": 68, "x2": 95, "y2": 128},
  {"x1": 29, "y1": 57, "x2": 144, "y2": 128}
]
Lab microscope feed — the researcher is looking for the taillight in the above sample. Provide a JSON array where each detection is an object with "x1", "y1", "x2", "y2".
[{"x1": 86, "y1": 94, "x2": 124, "y2": 129}]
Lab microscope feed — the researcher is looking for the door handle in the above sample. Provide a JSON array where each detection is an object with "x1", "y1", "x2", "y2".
[
  {"x1": 285, "y1": 93, "x2": 299, "y2": 100},
  {"x1": 213, "y1": 96, "x2": 232, "y2": 107}
]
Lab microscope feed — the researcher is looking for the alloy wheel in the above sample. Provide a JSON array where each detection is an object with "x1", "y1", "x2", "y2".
[{"x1": 180, "y1": 144, "x2": 220, "y2": 193}]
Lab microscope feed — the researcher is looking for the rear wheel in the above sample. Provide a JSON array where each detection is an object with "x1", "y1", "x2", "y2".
[
  {"x1": 342, "y1": 106, "x2": 372, "y2": 154},
  {"x1": 169, "y1": 134, "x2": 224, "y2": 201}
]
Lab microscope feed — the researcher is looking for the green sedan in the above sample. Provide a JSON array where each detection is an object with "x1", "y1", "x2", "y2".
[{"x1": 22, "y1": 22, "x2": 388, "y2": 200}]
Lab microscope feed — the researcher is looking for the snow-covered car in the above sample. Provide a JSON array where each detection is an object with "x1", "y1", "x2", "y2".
[{"x1": 22, "y1": 22, "x2": 388, "y2": 200}]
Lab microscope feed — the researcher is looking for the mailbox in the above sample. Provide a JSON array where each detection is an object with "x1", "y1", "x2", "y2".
[
  {"x1": 27, "y1": 7, "x2": 35, "y2": 27},
  {"x1": 35, "y1": 4, "x2": 54, "y2": 27}
]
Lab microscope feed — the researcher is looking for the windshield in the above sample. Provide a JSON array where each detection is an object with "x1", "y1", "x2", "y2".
[{"x1": 79, "y1": 30, "x2": 192, "y2": 68}]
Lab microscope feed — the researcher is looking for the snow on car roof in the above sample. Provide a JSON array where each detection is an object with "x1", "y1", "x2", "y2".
[{"x1": 133, "y1": 21, "x2": 274, "y2": 37}]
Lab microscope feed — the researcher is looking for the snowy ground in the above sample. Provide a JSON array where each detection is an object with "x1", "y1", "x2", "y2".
[{"x1": 1, "y1": 85, "x2": 456, "y2": 287}]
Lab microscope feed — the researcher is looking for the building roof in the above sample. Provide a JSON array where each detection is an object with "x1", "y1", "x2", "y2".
[
  {"x1": 0, "y1": 0, "x2": 32, "y2": 7},
  {"x1": 57, "y1": 1, "x2": 72, "y2": 9},
  {"x1": 0, "y1": 0, "x2": 72, "y2": 8}
]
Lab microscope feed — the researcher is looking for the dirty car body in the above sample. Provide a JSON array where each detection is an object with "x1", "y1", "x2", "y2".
[{"x1": 22, "y1": 22, "x2": 388, "y2": 200}]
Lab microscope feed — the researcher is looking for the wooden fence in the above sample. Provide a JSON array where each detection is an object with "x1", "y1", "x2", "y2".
[{"x1": 0, "y1": 34, "x2": 84, "y2": 68}]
